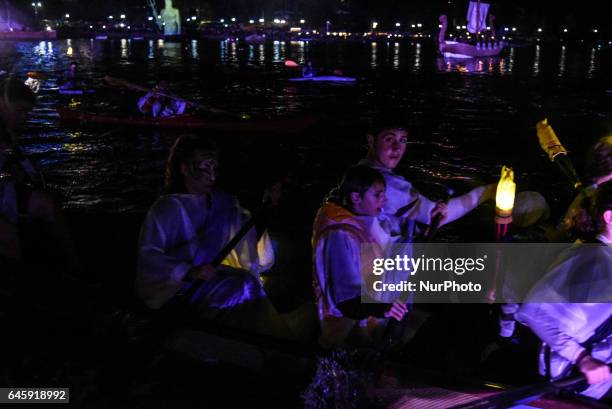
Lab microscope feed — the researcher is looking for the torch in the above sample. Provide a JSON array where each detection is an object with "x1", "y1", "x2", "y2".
[
  {"x1": 488, "y1": 166, "x2": 516, "y2": 303},
  {"x1": 536, "y1": 118, "x2": 582, "y2": 190},
  {"x1": 495, "y1": 165, "x2": 516, "y2": 241}
]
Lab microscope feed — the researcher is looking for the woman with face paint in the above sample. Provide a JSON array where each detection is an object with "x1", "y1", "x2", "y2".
[{"x1": 136, "y1": 135, "x2": 290, "y2": 337}]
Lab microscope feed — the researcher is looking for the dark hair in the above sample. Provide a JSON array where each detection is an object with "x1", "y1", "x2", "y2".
[
  {"x1": 164, "y1": 135, "x2": 217, "y2": 194},
  {"x1": 572, "y1": 181, "x2": 612, "y2": 240},
  {"x1": 339, "y1": 165, "x2": 385, "y2": 210},
  {"x1": 0, "y1": 79, "x2": 36, "y2": 109},
  {"x1": 585, "y1": 135, "x2": 612, "y2": 184},
  {"x1": 368, "y1": 113, "x2": 410, "y2": 139}
]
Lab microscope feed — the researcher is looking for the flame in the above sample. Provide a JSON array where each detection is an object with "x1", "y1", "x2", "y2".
[{"x1": 495, "y1": 166, "x2": 515, "y2": 213}]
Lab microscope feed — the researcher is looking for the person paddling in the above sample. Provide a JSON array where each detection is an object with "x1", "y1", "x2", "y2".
[
  {"x1": 302, "y1": 60, "x2": 317, "y2": 78},
  {"x1": 137, "y1": 81, "x2": 187, "y2": 118},
  {"x1": 58, "y1": 61, "x2": 83, "y2": 91}
]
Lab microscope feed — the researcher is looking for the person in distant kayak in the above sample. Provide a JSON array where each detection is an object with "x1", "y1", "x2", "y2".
[
  {"x1": 58, "y1": 61, "x2": 83, "y2": 91},
  {"x1": 313, "y1": 165, "x2": 408, "y2": 349},
  {"x1": 136, "y1": 135, "x2": 291, "y2": 338},
  {"x1": 137, "y1": 81, "x2": 187, "y2": 118},
  {"x1": 24, "y1": 72, "x2": 44, "y2": 94},
  {"x1": 302, "y1": 60, "x2": 317, "y2": 78}
]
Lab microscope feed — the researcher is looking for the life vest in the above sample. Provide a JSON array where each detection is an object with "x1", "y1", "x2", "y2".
[{"x1": 312, "y1": 201, "x2": 384, "y2": 319}]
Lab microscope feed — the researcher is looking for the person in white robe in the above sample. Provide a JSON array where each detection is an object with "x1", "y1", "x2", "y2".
[
  {"x1": 136, "y1": 135, "x2": 289, "y2": 337},
  {"x1": 516, "y1": 181, "x2": 612, "y2": 401},
  {"x1": 359, "y1": 117, "x2": 496, "y2": 240}
]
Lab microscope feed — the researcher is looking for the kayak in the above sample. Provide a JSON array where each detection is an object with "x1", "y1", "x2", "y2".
[
  {"x1": 57, "y1": 108, "x2": 319, "y2": 133},
  {"x1": 289, "y1": 75, "x2": 357, "y2": 83},
  {"x1": 58, "y1": 89, "x2": 96, "y2": 95}
]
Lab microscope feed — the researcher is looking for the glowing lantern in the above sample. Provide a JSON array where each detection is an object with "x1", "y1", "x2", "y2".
[{"x1": 495, "y1": 166, "x2": 515, "y2": 224}]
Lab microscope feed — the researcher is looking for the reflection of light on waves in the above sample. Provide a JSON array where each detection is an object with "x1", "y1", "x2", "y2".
[
  {"x1": 558, "y1": 45, "x2": 566, "y2": 77},
  {"x1": 587, "y1": 47, "x2": 596, "y2": 78},
  {"x1": 414, "y1": 43, "x2": 421, "y2": 72},
  {"x1": 47, "y1": 41, "x2": 53, "y2": 54},
  {"x1": 191, "y1": 39, "x2": 198, "y2": 59},
  {"x1": 508, "y1": 47, "x2": 514, "y2": 73},
  {"x1": 371, "y1": 42, "x2": 377, "y2": 68},
  {"x1": 290, "y1": 40, "x2": 305, "y2": 64},
  {"x1": 163, "y1": 42, "x2": 180, "y2": 59},
  {"x1": 533, "y1": 44, "x2": 540, "y2": 76},
  {"x1": 488, "y1": 58, "x2": 493, "y2": 73},
  {"x1": 34, "y1": 41, "x2": 46, "y2": 56},
  {"x1": 63, "y1": 142, "x2": 90, "y2": 154},
  {"x1": 120, "y1": 39, "x2": 128, "y2": 59},
  {"x1": 66, "y1": 39, "x2": 73, "y2": 56},
  {"x1": 273, "y1": 40, "x2": 280, "y2": 62},
  {"x1": 220, "y1": 40, "x2": 227, "y2": 62},
  {"x1": 148, "y1": 40, "x2": 154, "y2": 59},
  {"x1": 157, "y1": 39, "x2": 164, "y2": 49},
  {"x1": 230, "y1": 41, "x2": 237, "y2": 63},
  {"x1": 258, "y1": 44, "x2": 265, "y2": 64},
  {"x1": 392, "y1": 42, "x2": 400, "y2": 70},
  {"x1": 498, "y1": 58, "x2": 505, "y2": 74}
]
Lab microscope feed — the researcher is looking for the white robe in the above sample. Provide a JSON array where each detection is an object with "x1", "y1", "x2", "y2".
[
  {"x1": 516, "y1": 238, "x2": 612, "y2": 399},
  {"x1": 136, "y1": 190, "x2": 274, "y2": 310},
  {"x1": 360, "y1": 159, "x2": 488, "y2": 239}
]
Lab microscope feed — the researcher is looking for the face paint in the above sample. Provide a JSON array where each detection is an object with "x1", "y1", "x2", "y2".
[{"x1": 189, "y1": 157, "x2": 217, "y2": 183}]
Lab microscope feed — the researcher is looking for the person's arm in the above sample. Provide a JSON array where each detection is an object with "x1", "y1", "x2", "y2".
[
  {"x1": 175, "y1": 14, "x2": 181, "y2": 34},
  {"x1": 136, "y1": 198, "x2": 196, "y2": 308},
  {"x1": 442, "y1": 184, "x2": 496, "y2": 226},
  {"x1": 516, "y1": 303, "x2": 585, "y2": 364}
]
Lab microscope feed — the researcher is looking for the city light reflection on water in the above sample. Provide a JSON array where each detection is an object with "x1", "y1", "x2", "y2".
[{"x1": 0, "y1": 38, "x2": 607, "y2": 212}]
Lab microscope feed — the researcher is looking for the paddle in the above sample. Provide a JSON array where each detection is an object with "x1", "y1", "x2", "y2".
[
  {"x1": 103, "y1": 75, "x2": 228, "y2": 114},
  {"x1": 176, "y1": 190, "x2": 279, "y2": 305},
  {"x1": 534, "y1": 114, "x2": 583, "y2": 191},
  {"x1": 449, "y1": 368, "x2": 612, "y2": 408}
]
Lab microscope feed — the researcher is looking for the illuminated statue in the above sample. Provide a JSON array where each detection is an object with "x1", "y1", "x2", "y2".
[{"x1": 160, "y1": 0, "x2": 181, "y2": 36}]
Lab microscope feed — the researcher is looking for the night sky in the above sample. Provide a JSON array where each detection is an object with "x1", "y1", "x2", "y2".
[{"x1": 7, "y1": 0, "x2": 610, "y2": 31}]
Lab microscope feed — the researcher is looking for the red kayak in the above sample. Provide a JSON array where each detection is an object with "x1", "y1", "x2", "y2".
[{"x1": 57, "y1": 108, "x2": 318, "y2": 134}]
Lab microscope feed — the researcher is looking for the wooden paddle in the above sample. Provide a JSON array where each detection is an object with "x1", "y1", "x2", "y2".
[{"x1": 103, "y1": 75, "x2": 228, "y2": 114}]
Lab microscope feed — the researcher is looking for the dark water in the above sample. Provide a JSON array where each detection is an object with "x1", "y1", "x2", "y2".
[{"x1": 1, "y1": 38, "x2": 610, "y2": 219}]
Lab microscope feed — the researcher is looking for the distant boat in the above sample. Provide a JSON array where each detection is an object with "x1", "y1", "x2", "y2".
[
  {"x1": 245, "y1": 33, "x2": 266, "y2": 44},
  {"x1": 438, "y1": 1, "x2": 504, "y2": 59}
]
